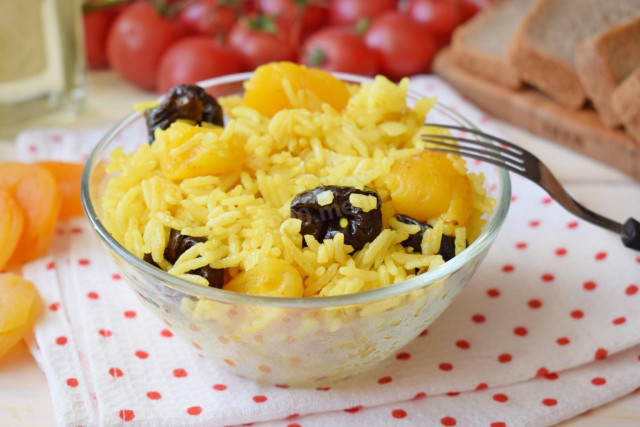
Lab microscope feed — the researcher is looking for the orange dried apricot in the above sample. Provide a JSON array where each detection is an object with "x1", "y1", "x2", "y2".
[
  {"x1": 244, "y1": 61, "x2": 350, "y2": 118},
  {"x1": 0, "y1": 163, "x2": 61, "y2": 264},
  {"x1": 0, "y1": 191, "x2": 24, "y2": 271},
  {"x1": 387, "y1": 151, "x2": 472, "y2": 226},
  {"x1": 37, "y1": 161, "x2": 85, "y2": 219},
  {"x1": 0, "y1": 273, "x2": 41, "y2": 359}
]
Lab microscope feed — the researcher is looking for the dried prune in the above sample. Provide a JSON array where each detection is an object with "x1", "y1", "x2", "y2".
[
  {"x1": 144, "y1": 84, "x2": 224, "y2": 143},
  {"x1": 290, "y1": 185, "x2": 382, "y2": 251},
  {"x1": 143, "y1": 253, "x2": 160, "y2": 268},
  {"x1": 395, "y1": 215, "x2": 458, "y2": 261}
]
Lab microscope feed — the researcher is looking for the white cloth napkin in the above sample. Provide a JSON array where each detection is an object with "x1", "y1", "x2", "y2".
[{"x1": 19, "y1": 76, "x2": 640, "y2": 426}]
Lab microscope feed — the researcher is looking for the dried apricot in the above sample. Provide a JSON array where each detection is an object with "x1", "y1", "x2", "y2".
[
  {"x1": 0, "y1": 163, "x2": 61, "y2": 264},
  {"x1": 0, "y1": 273, "x2": 41, "y2": 359},
  {"x1": 38, "y1": 161, "x2": 85, "y2": 219},
  {"x1": 0, "y1": 191, "x2": 24, "y2": 271},
  {"x1": 387, "y1": 151, "x2": 472, "y2": 226},
  {"x1": 244, "y1": 61, "x2": 350, "y2": 118}
]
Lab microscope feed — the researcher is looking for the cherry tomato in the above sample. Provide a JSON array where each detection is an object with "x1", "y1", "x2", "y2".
[
  {"x1": 258, "y1": 0, "x2": 329, "y2": 45},
  {"x1": 157, "y1": 37, "x2": 243, "y2": 93},
  {"x1": 228, "y1": 16, "x2": 297, "y2": 70},
  {"x1": 176, "y1": 0, "x2": 236, "y2": 39},
  {"x1": 301, "y1": 26, "x2": 378, "y2": 76},
  {"x1": 365, "y1": 11, "x2": 437, "y2": 80},
  {"x1": 408, "y1": 0, "x2": 462, "y2": 46},
  {"x1": 83, "y1": 6, "x2": 120, "y2": 69},
  {"x1": 106, "y1": 2, "x2": 181, "y2": 91},
  {"x1": 328, "y1": 0, "x2": 397, "y2": 25},
  {"x1": 458, "y1": 0, "x2": 494, "y2": 22}
]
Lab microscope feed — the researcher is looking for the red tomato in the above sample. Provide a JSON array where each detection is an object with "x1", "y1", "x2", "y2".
[
  {"x1": 365, "y1": 11, "x2": 437, "y2": 80},
  {"x1": 458, "y1": 0, "x2": 494, "y2": 22},
  {"x1": 176, "y1": 0, "x2": 236, "y2": 39},
  {"x1": 408, "y1": 0, "x2": 462, "y2": 46},
  {"x1": 157, "y1": 37, "x2": 243, "y2": 93},
  {"x1": 301, "y1": 26, "x2": 378, "y2": 76},
  {"x1": 258, "y1": 0, "x2": 329, "y2": 45},
  {"x1": 328, "y1": 0, "x2": 397, "y2": 25},
  {"x1": 106, "y1": 2, "x2": 181, "y2": 91},
  {"x1": 228, "y1": 16, "x2": 297, "y2": 70},
  {"x1": 83, "y1": 7, "x2": 120, "y2": 69}
]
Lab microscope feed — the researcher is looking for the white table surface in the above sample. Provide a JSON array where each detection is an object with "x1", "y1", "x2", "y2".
[{"x1": 1, "y1": 71, "x2": 639, "y2": 426}]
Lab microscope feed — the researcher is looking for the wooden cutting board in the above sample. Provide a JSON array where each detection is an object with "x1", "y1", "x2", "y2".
[{"x1": 433, "y1": 48, "x2": 640, "y2": 180}]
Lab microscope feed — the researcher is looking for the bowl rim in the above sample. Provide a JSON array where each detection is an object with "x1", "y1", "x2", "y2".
[{"x1": 81, "y1": 70, "x2": 511, "y2": 309}]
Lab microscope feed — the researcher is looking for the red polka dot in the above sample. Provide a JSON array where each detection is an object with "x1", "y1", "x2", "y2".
[
  {"x1": 111, "y1": 273, "x2": 122, "y2": 280},
  {"x1": 571, "y1": 309, "x2": 584, "y2": 319},
  {"x1": 544, "y1": 373, "x2": 559, "y2": 381},
  {"x1": 498, "y1": 353, "x2": 512, "y2": 363},
  {"x1": 98, "y1": 329, "x2": 112, "y2": 337},
  {"x1": 595, "y1": 251, "x2": 607, "y2": 261},
  {"x1": 542, "y1": 196, "x2": 553, "y2": 205},
  {"x1": 626, "y1": 285, "x2": 638, "y2": 296},
  {"x1": 70, "y1": 227, "x2": 83, "y2": 234},
  {"x1": 396, "y1": 352, "x2": 411, "y2": 360},
  {"x1": 118, "y1": 409, "x2": 135, "y2": 422},
  {"x1": 446, "y1": 391, "x2": 460, "y2": 397},
  {"x1": 529, "y1": 220, "x2": 540, "y2": 227},
  {"x1": 567, "y1": 221, "x2": 579, "y2": 229},
  {"x1": 441, "y1": 416, "x2": 457, "y2": 426},
  {"x1": 536, "y1": 367, "x2": 549, "y2": 377},
  {"x1": 392, "y1": 409, "x2": 407, "y2": 419},
  {"x1": 487, "y1": 288, "x2": 500, "y2": 297},
  {"x1": 501, "y1": 264, "x2": 514, "y2": 273},
  {"x1": 516, "y1": 242, "x2": 527, "y2": 249},
  {"x1": 213, "y1": 384, "x2": 227, "y2": 391},
  {"x1": 595, "y1": 348, "x2": 608, "y2": 360},
  {"x1": 288, "y1": 424, "x2": 301, "y2": 427},
  {"x1": 173, "y1": 368, "x2": 187, "y2": 378},
  {"x1": 493, "y1": 393, "x2": 508, "y2": 402},
  {"x1": 109, "y1": 367, "x2": 123, "y2": 378},
  {"x1": 378, "y1": 376, "x2": 393, "y2": 384},
  {"x1": 514, "y1": 327, "x2": 528, "y2": 336},
  {"x1": 252, "y1": 395, "x2": 267, "y2": 403},
  {"x1": 419, "y1": 329, "x2": 429, "y2": 337},
  {"x1": 511, "y1": 195, "x2": 518, "y2": 202},
  {"x1": 49, "y1": 302, "x2": 60, "y2": 311},
  {"x1": 439, "y1": 363, "x2": 453, "y2": 371},
  {"x1": 476, "y1": 383, "x2": 488, "y2": 390},
  {"x1": 491, "y1": 423, "x2": 506, "y2": 427},
  {"x1": 344, "y1": 406, "x2": 362, "y2": 413},
  {"x1": 555, "y1": 248, "x2": 567, "y2": 256},
  {"x1": 135, "y1": 350, "x2": 149, "y2": 359},
  {"x1": 316, "y1": 387, "x2": 330, "y2": 391},
  {"x1": 613, "y1": 316, "x2": 627, "y2": 325},
  {"x1": 46, "y1": 261, "x2": 56, "y2": 270},
  {"x1": 55, "y1": 336, "x2": 67, "y2": 346},
  {"x1": 542, "y1": 398, "x2": 557, "y2": 406},
  {"x1": 275, "y1": 384, "x2": 289, "y2": 388},
  {"x1": 187, "y1": 406, "x2": 202, "y2": 416},
  {"x1": 124, "y1": 310, "x2": 137, "y2": 318},
  {"x1": 414, "y1": 392, "x2": 427, "y2": 399},
  {"x1": 556, "y1": 337, "x2": 570, "y2": 346},
  {"x1": 456, "y1": 340, "x2": 470, "y2": 349},
  {"x1": 541, "y1": 273, "x2": 555, "y2": 282},
  {"x1": 472, "y1": 314, "x2": 486, "y2": 323},
  {"x1": 147, "y1": 391, "x2": 161, "y2": 400},
  {"x1": 528, "y1": 299, "x2": 542, "y2": 309},
  {"x1": 66, "y1": 378, "x2": 78, "y2": 388},
  {"x1": 160, "y1": 329, "x2": 173, "y2": 337},
  {"x1": 286, "y1": 413, "x2": 299, "y2": 419},
  {"x1": 78, "y1": 259, "x2": 90, "y2": 266},
  {"x1": 591, "y1": 377, "x2": 606, "y2": 386},
  {"x1": 583, "y1": 281, "x2": 597, "y2": 291},
  {"x1": 87, "y1": 292, "x2": 99, "y2": 299}
]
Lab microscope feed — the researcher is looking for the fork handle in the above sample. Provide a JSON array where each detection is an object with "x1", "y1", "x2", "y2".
[{"x1": 623, "y1": 218, "x2": 640, "y2": 250}]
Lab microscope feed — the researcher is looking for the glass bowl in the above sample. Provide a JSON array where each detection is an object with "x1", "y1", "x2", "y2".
[{"x1": 81, "y1": 71, "x2": 511, "y2": 387}]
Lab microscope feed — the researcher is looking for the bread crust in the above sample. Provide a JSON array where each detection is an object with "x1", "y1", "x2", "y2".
[{"x1": 613, "y1": 66, "x2": 640, "y2": 143}]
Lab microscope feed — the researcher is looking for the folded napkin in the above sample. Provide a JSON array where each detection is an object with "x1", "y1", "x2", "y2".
[{"x1": 19, "y1": 76, "x2": 640, "y2": 426}]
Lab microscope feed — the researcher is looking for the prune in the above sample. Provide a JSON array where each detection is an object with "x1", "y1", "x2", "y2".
[
  {"x1": 395, "y1": 215, "x2": 458, "y2": 261},
  {"x1": 140, "y1": 229, "x2": 224, "y2": 288},
  {"x1": 290, "y1": 185, "x2": 382, "y2": 251},
  {"x1": 144, "y1": 84, "x2": 224, "y2": 143}
]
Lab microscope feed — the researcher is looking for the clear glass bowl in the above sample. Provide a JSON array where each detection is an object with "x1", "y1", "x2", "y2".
[{"x1": 81, "y1": 72, "x2": 511, "y2": 387}]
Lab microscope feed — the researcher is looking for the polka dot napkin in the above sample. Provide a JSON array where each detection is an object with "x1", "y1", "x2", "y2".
[{"x1": 18, "y1": 76, "x2": 640, "y2": 427}]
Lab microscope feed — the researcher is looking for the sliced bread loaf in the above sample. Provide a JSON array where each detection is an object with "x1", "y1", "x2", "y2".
[
  {"x1": 575, "y1": 16, "x2": 640, "y2": 127},
  {"x1": 451, "y1": 0, "x2": 539, "y2": 88},
  {"x1": 509, "y1": 0, "x2": 640, "y2": 109},
  {"x1": 612, "y1": 66, "x2": 640, "y2": 143}
]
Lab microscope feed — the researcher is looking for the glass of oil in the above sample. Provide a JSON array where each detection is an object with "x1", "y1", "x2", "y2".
[{"x1": 0, "y1": 0, "x2": 86, "y2": 138}]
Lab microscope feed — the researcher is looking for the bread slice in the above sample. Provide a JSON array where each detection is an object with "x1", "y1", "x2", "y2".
[
  {"x1": 450, "y1": 0, "x2": 539, "y2": 88},
  {"x1": 509, "y1": 0, "x2": 640, "y2": 109},
  {"x1": 612, "y1": 66, "x2": 640, "y2": 143},
  {"x1": 576, "y1": 16, "x2": 640, "y2": 127}
]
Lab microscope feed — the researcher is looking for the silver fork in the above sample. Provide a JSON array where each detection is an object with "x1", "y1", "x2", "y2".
[{"x1": 421, "y1": 124, "x2": 640, "y2": 251}]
